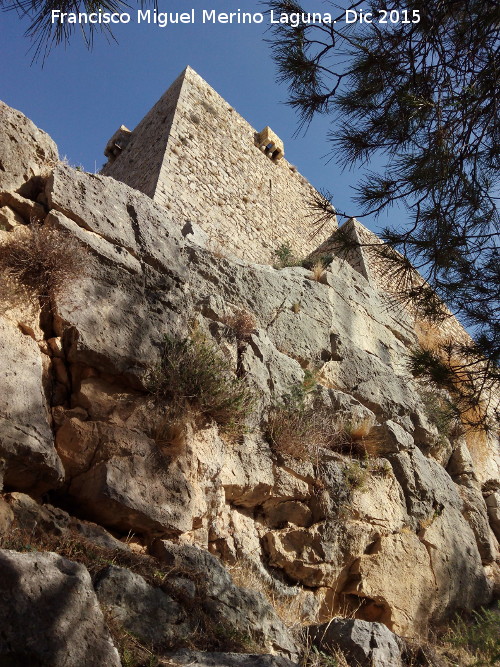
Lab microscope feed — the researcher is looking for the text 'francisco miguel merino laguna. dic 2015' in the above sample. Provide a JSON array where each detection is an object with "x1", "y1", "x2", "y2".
[{"x1": 50, "y1": 8, "x2": 422, "y2": 27}]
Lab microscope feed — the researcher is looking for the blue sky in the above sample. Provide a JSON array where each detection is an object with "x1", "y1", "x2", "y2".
[{"x1": 0, "y1": 1, "x2": 402, "y2": 235}]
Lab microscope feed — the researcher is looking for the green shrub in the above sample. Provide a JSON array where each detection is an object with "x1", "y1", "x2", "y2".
[
  {"x1": 273, "y1": 243, "x2": 301, "y2": 268},
  {"x1": 445, "y1": 604, "x2": 500, "y2": 666},
  {"x1": 149, "y1": 331, "x2": 256, "y2": 435}
]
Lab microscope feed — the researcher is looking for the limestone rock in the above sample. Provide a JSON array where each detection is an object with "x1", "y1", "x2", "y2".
[
  {"x1": 0, "y1": 497, "x2": 14, "y2": 535},
  {"x1": 457, "y1": 483, "x2": 498, "y2": 563},
  {"x1": 0, "y1": 190, "x2": 45, "y2": 222},
  {"x1": 485, "y1": 490, "x2": 500, "y2": 542},
  {"x1": 342, "y1": 510, "x2": 490, "y2": 636},
  {"x1": 374, "y1": 419, "x2": 414, "y2": 454},
  {"x1": 53, "y1": 245, "x2": 190, "y2": 381},
  {"x1": 56, "y1": 420, "x2": 196, "y2": 536},
  {"x1": 95, "y1": 565, "x2": 192, "y2": 650},
  {"x1": 150, "y1": 541, "x2": 298, "y2": 659},
  {"x1": 0, "y1": 549, "x2": 120, "y2": 666},
  {"x1": 309, "y1": 618, "x2": 403, "y2": 667},
  {"x1": 388, "y1": 447, "x2": 462, "y2": 527},
  {"x1": 0, "y1": 316, "x2": 63, "y2": 493},
  {"x1": 0, "y1": 205, "x2": 24, "y2": 230},
  {"x1": 0, "y1": 101, "x2": 58, "y2": 196},
  {"x1": 46, "y1": 164, "x2": 188, "y2": 275},
  {"x1": 5, "y1": 491, "x2": 128, "y2": 551},
  {"x1": 46, "y1": 209, "x2": 142, "y2": 274},
  {"x1": 164, "y1": 650, "x2": 299, "y2": 667}
]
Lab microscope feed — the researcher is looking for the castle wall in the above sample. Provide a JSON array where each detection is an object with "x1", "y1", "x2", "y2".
[
  {"x1": 103, "y1": 67, "x2": 337, "y2": 264},
  {"x1": 102, "y1": 72, "x2": 185, "y2": 199}
]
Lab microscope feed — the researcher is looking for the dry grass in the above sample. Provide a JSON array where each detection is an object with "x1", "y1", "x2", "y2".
[
  {"x1": 228, "y1": 560, "x2": 305, "y2": 631},
  {"x1": 0, "y1": 223, "x2": 87, "y2": 304},
  {"x1": 411, "y1": 322, "x2": 497, "y2": 465},
  {"x1": 309, "y1": 262, "x2": 326, "y2": 283},
  {"x1": 222, "y1": 308, "x2": 257, "y2": 341},
  {"x1": 300, "y1": 632, "x2": 350, "y2": 667},
  {"x1": 265, "y1": 406, "x2": 381, "y2": 463}
]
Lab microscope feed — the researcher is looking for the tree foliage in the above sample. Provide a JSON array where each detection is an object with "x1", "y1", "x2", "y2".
[
  {"x1": 0, "y1": 0, "x2": 151, "y2": 60},
  {"x1": 268, "y1": 0, "x2": 499, "y2": 410}
]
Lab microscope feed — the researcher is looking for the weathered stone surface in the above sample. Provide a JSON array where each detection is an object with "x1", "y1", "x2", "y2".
[
  {"x1": 95, "y1": 565, "x2": 191, "y2": 649},
  {"x1": 388, "y1": 447, "x2": 462, "y2": 527},
  {"x1": 0, "y1": 497, "x2": 14, "y2": 534},
  {"x1": 46, "y1": 210, "x2": 142, "y2": 274},
  {"x1": 0, "y1": 101, "x2": 58, "y2": 195},
  {"x1": 0, "y1": 316, "x2": 63, "y2": 492},
  {"x1": 150, "y1": 542, "x2": 298, "y2": 659},
  {"x1": 53, "y1": 245, "x2": 190, "y2": 381},
  {"x1": 0, "y1": 549, "x2": 120, "y2": 666},
  {"x1": 0, "y1": 190, "x2": 45, "y2": 221},
  {"x1": 163, "y1": 650, "x2": 299, "y2": 667},
  {"x1": 374, "y1": 419, "x2": 414, "y2": 454},
  {"x1": 485, "y1": 490, "x2": 500, "y2": 542},
  {"x1": 0, "y1": 101, "x2": 498, "y2": 650},
  {"x1": 309, "y1": 619, "x2": 403, "y2": 667},
  {"x1": 4, "y1": 491, "x2": 128, "y2": 551},
  {"x1": 56, "y1": 419, "x2": 196, "y2": 536},
  {"x1": 47, "y1": 164, "x2": 189, "y2": 275},
  {"x1": 457, "y1": 483, "x2": 498, "y2": 563},
  {"x1": 0, "y1": 205, "x2": 24, "y2": 229},
  {"x1": 342, "y1": 509, "x2": 490, "y2": 636}
]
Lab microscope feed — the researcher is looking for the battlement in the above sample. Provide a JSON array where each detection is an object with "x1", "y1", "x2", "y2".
[{"x1": 102, "y1": 66, "x2": 337, "y2": 264}]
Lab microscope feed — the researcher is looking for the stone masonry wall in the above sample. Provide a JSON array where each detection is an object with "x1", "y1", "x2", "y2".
[
  {"x1": 101, "y1": 73, "x2": 184, "y2": 199},
  {"x1": 103, "y1": 66, "x2": 337, "y2": 264}
]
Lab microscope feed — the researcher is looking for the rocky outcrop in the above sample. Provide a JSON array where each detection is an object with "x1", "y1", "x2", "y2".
[
  {"x1": 0, "y1": 316, "x2": 64, "y2": 493},
  {"x1": 0, "y1": 101, "x2": 58, "y2": 196},
  {"x1": 309, "y1": 619, "x2": 404, "y2": 667},
  {"x1": 0, "y1": 550, "x2": 121, "y2": 666},
  {"x1": 0, "y1": 102, "x2": 499, "y2": 665}
]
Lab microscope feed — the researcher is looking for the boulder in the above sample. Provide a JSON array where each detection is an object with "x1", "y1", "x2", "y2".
[
  {"x1": 95, "y1": 565, "x2": 192, "y2": 650},
  {"x1": 457, "y1": 482, "x2": 498, "y2": 563},
  {"x1": 0, "y1": 191, "x2": 45, "y2": 222},
  {"x1": 56, "y1": 420, "x2": 197, "y2": 536},
  {"x1": 150, "y1": 541, "x2": 298, "y2": 659},
  {"x1": 0, "y1": 205, "x2": 24, "y2": 230},
  {"x1": 485, "y1": 490, "x2": 500, "y2": 542},
  {"x1": 0, "y1": 549, "x2": 120, "y2": 666},
  {"x1": 309, "y1": 618, "x2": 403, "y2": 667},
  {"x1": 4, "y1": 491, "x2": 128, "y2": 551},
  {"x1": 46, "y1": 164, "x2": 188, "y2": 275}
]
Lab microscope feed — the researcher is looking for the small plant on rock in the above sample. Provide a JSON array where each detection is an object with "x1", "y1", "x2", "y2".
[
  {"x1": 148, "y1": 330, "x2": 257, "y2": 436},
  {"x1": 309, "y1": 261, "x2": 326, "y2": 282},
  {"x1": 273, "y1": 243, "x2": 302, "y2": 268},
  {"x1": 0, "y1": 223, "x2": 87, "y2": 304},
  {"x1": 222, "y1": 308, "x2": 257, "y2": 341}
]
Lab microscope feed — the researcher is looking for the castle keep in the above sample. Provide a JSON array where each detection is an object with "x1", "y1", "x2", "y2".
[{"x1": 102, "y1": 66, "x2": 337, "y2": 264}]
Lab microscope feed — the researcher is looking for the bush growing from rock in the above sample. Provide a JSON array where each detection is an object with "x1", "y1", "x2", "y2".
[
  {"x1": 265, "y1": 381, "x2": 381, "y2": 463},
  {"x1": 222, "y1": 307, "x2": 257, "y2": 342},
  {"x1": 149, "y1": 330, "x2": 257, "y2": 435},
  {"x1": 0, "y1": 222, "x2": 87, "y2": 303}
]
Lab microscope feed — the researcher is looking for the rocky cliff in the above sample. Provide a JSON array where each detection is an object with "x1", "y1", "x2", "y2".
[{"x1": 0, "y1": 100, "x2": 499, "y2": 667}]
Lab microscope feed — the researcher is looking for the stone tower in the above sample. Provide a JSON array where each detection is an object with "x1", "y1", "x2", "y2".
[{"x1": 102, "y1": 66, "x2": 337, "y2": 264}]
